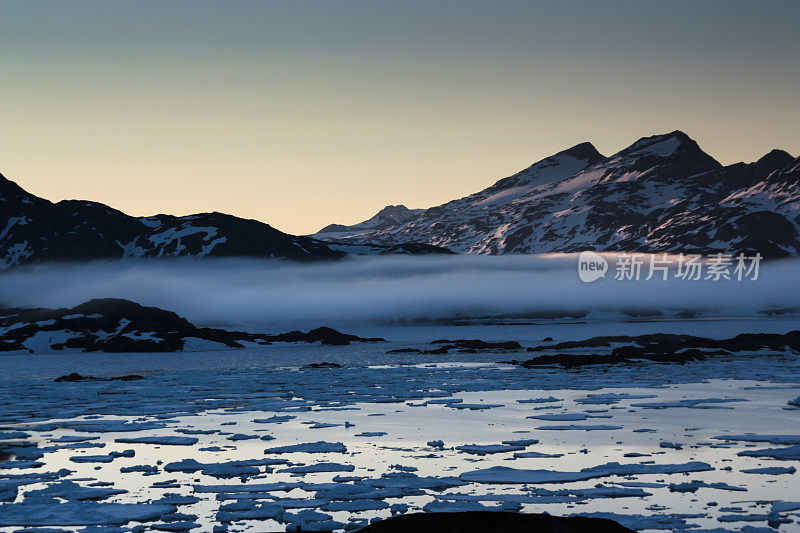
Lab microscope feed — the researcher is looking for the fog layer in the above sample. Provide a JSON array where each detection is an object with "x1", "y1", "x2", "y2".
[{"x1": 0, "y1": 255, "x2": 796, "y2": 327}]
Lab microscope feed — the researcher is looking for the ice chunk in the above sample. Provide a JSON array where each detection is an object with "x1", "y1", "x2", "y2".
[
  {"x1": 536, "y1": 424, "x2": 622, "y2": 431},
  {"x1": 571, "y1": 512, "x2": 698, "y2": 530},
  {"x1": 115, "y1": 436, "x2": 198, "y2": 446},
  {"x1": 23, "y1": 480, "x2": 127, "y2": 502},
  {"x1": 194, "y1": 482, "x2": 304, "y2": 493},
  {"x1": 582, "y1": 461, "x2": 714, "y2": 475},
  {"x1": 322, "y1": 499, "x2": 389, "y2": 512},
  {"x1": 423, "y1": 499, "x2": 520, "y2": 513},
  {"x1": 738, "y1": 444, "x2": 800, "y2": 460},
  {"x1": 0, "y1": 502, "x2": 175, "y2": 526},
  {"x1": 455, "y1": 444, "x2": 526, "y2": 455},
  {"x1": 226, "y1": 434, "x2": 260, "y2": 441},
  {"x1": 575, "y1": 393, "x2": 656, "y2": 405},
  {"x1": 279, "y1": 463, "x2": 355, "y2": 474},
  {"x1": 501, "y1": 439, "x2": 539, "y2": 446},
  {"x1": 513, "y1": 451, "x2": 564, "y2": 458},
  {"x1": 447, "y1": 403, "x2": 504, "y2": 410},
  {"x1": 741, "y1": 466, "x2": 796, "y2": 475},
  {"x1": 517, "y1": 397, "x2": 560, "y2": 404},
  {"x1": 713, "y1": 434, "x2": 800, "y2": 445},
  {"x1": 668, "y1": 480, "x2": 746, "y2": 492},
  {"x1": 528, "y1": 413, "x2": 590, "y2": 421},
  {"x1": 253, "y1": 415, "x2": 296, "y2": 424},
  {"x1": 264, "y1": 441, "x2": 347, "y2": 454},
  {"x1": 631, "y1": 398, "x2": 746, "y2": 409},
  {"x1": 459, "y1": 466, "x2": 604, "y2": 484}
]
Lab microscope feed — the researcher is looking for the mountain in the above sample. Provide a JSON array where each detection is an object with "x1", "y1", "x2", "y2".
[
  {"x1": 0, "y1": 174, "x2": 450, "y2": 268},
  {"x1": 310, "y1": 131, "x2": 799, "y2": 257},
  {"x1": 315, "y1": 204, "x2": 425, "y2": 241}
]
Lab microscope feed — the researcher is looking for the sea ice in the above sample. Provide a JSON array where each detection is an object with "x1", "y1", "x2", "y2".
[
  {"x1": 738, "y1": 444, "x2": 800, "y2": 460},
  {"x1": 263, "y1": 441, "x2": 347, "y2": 454},
  {"x1": 0, "y1": 502, "x2": 175, "y2": 526},
  {"x1": 114, "y1": 436, "x2": 198, "y2": 446},
  {"x1": 455, "y1": 444, "x2": 526, "y2": 455}
]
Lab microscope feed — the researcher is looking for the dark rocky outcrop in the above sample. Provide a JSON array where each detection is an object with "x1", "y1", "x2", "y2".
[
  {"x1": 300, "y1": 362, "x2": 343, "y2": 370},
  {"x1": 356, "y1": 511, "x2": 635, "y2": 533},
  {"x1": 53, "y1": 373, "x2": 144, "y2": 382},
  {"x1": 511, "y1": 331, "x2": 800, "y2": 368},
  {"x1": 0, "y1": 298, "x2": 385, "y2": 353},
  {"x1": 388, "y1": 339, "x2": 522, "y2": 355}
]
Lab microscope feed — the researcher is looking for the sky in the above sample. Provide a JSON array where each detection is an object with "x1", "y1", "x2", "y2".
[{"x1": 1, "y1": 1, "x2": 798, "y2": 235}]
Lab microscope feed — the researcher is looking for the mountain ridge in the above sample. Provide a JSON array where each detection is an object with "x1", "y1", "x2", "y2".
[
  {"x1": 0, "y1": 173, "x2": 450, "y2": 268},
  {"x1": 310, "y1": 131, "x2": 798, "y2": 257}
]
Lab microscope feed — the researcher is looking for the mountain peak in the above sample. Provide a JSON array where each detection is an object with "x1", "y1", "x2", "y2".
[
  {"x1": 313, "y1": 204, "x2": 424, "y2": 237},
  {"x1": 623, "y1": 130, "x2": 697, "y2": 156},
  {"x1": 754, "y1": 149, "x2": 794, "y2": 173},
  {"x1": 375, "y1": 205, "x2": 414, "y2": 218},
  {"x1": 0, "y1": 172, "x2": 38, "y2": 202},
  {"x1": 554, "y1": 141, "x2": 605, "y2": 164},
  {"x1": 611, "y1": 130, "x2": 721, "y2": 175}
]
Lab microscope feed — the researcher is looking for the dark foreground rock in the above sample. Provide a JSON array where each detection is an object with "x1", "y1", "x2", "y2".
[
  {"x1": 512, "y1": 331, "x2": 800, "y2": 368},
  {"x1": 300, "y1": 362, "x2": 343, "y2": 370},
  {"x1": 54, "y1": 373, "x2": 145, "y2": 382},
  {"x1": 388, "y1": 339, "x2": 522, "y2": 355},
  {"x1": 0, "y1": 298, "x2": 385, "y2": 353},
  {"x1": 356, "y1": 511, "x2": 635, "y2": 533}
]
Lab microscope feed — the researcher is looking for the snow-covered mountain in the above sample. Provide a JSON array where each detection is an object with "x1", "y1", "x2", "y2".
[
  {"x1": 315, "y1": 205, "x2": 425, "y2": 241},
  {"x1": 310, "y1": 131, "x2": 799, "y2": 257},
  {"x1": 0, "y1": 174, "x2": 449, "y2": 268}
]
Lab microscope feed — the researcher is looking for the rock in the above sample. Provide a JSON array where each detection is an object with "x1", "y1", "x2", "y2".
[
  {"x1": 0, "y1": 299, "x2": 385, "y2": 354},
  {"x1": 355, "y1": 511, "x2": 635, "y2": 533},
  {"x1": 54, "y1": 373, "x2": 144, "y2": 383},
  {"x1": 515, "y1": 331, "x2": 800, "y2": 368},
  {"x1": 389, "y1": 339, "x2": 521, "y2": 355},
  {"x1": 301, "y1": 362, "x2": 343, "y2": 369}
]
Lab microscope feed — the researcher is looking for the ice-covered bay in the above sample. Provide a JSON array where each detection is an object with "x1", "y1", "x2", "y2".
[{"x1": 1, "y1": 319, "x2": 800, "y2": 532}]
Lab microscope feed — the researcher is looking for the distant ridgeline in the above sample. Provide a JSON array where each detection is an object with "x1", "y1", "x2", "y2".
[
  {"x1": 312, "y1": 131, "x2": 800, "y2": 258},
  {"x1": 0, "y1": 175, "x2": 451, "y2": 269},
  {"x1": 2, "y1": 130, "x2": 799, "y2": 268}
]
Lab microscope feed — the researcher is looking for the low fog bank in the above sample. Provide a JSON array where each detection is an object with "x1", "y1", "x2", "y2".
[{"x1": 0, "y1": 255, "x2": 798, "y2": 328}]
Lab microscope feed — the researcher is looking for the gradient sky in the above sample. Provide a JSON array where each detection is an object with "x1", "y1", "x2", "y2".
[{"x1": 1, "y1": 1, "x2": 798, "y2": 235}]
